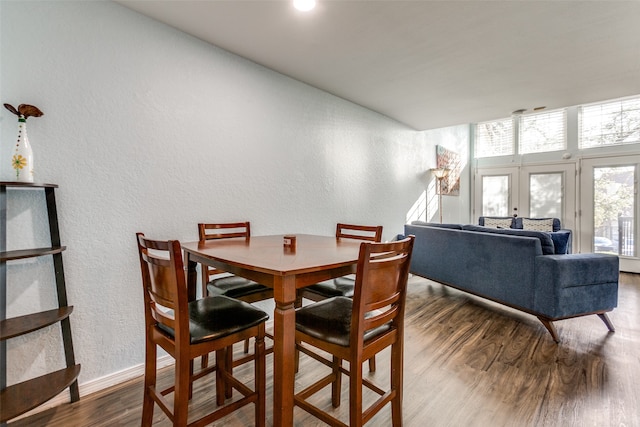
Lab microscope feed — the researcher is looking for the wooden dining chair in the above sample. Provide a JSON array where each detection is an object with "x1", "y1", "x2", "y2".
[
  {"x1": 136, "y1": 233, "x2": 268, "y2": 427},
  {"x1": 299, "y1": 222, "x2": 383, "y2": 371},
  {"x1": 294, "y1": 235, "x2": 415, "y2": 427},
  {"x1": 199, "y1": 222, "x2": 274, "y2": 366},
  {"x1": 199, "y1": 222, "x2": 273, "y2": 302},
  {"x1": 300, "y1": 223, "x2": 383, "y2": 302}
]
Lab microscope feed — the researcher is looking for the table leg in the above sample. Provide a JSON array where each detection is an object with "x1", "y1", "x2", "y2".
[
  {"x1": 272, "y1": 275, "x2": 296, "y2": 427},
  {"x1": 184, "y1": 252, "x2": 198, "y2": 302}
]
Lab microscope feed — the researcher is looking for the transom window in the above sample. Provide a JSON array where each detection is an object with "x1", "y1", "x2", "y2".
[
  {"x1": 519, "y1": 109, "x2": 566, "y2": 154},
  {"x1": 474, "y1": 118, "x2": 513, "y2": 158},
  {"x1": 579, "y1": 96, "x2": 640, "y2": 149}
]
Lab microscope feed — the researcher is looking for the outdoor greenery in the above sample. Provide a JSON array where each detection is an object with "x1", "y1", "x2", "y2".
[{"x1": 593, "y1": 166, "x2": 634, "y2": 234}]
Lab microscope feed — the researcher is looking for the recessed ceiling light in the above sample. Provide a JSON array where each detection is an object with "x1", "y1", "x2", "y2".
[
  {"x1": 512, "y1": 109, "x2": 527, "y2": 115},
  {"x1": 294, "y1": 0, "x2": 316, "y2": 12}
]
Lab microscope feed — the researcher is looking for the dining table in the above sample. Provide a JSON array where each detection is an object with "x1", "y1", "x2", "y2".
[{"x1": 181, "y1": 233, "x2": 364, "y2": 426}]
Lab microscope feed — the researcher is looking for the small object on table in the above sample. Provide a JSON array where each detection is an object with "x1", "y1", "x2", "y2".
[{"x1": 283, "y1": 235, "x2": 296, "y2": 248}]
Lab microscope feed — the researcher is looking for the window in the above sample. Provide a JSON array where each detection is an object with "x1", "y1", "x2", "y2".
[
  {"x1": 519, "y1": 109, "x2": 566, "y2": 154},
  {"x1": 529, "y1": 172, "x2": 562, "y2": 217},
  {"x1": 579, "y1": 96, "x2": 640, "y2": 149},
  {"x1": 593, "y1": 165, "x2": 635, "y2": 255},
  {"x1": 481, "y1": 175, "x2": 510, "y2": 216},
  {"x1": 475, "y1": 118, "x2": 513, "y2": 158}
]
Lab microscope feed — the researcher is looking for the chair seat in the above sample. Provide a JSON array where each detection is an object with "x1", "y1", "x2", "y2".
[
  {"x1": 295, "y1": 296, "x2": 390, "y2": 347},
  {"x1": 207, "y1": 276, "x2": 272, "y2": 299},
  {"x1": 303, "y1": 276, "x2": 355, "y2": 299},
  {"x1": 159, "y1": 295, "x2": 269, "y2": 344}
]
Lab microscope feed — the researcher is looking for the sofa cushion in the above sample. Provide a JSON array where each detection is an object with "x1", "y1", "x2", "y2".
[
  {"x1": 462, "y1": 224, "x2": 556, "y2": 255},
  {"x1": 410, "y1": 221, "x2": 463, "y2": 229},
  {"x1": 522, "y1": 218, "x2": 554, "y2": 232}
]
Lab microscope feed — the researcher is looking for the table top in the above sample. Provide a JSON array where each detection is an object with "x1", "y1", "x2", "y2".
[{"x1": 182, "y1": 234, "x2": 363, "y2": 276}]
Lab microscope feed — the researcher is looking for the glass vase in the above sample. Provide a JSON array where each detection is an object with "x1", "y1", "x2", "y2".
[{"x1": 12, "y1": 116, "x2": 34, "y2": 182}]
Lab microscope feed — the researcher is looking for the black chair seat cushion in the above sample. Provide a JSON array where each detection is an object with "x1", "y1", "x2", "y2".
[
  {"x1": 158, "y1": 295, "x2": 269, "y2": 344},
  {"x1": 295, "y1": 296, "x2": 390, "y2": 347},
  {"x1": 304, "y1": 276, "x2": 355, "y2": 298},
  {"x1": 207, "y1": 275, "x2": 271, "y2": 299}
]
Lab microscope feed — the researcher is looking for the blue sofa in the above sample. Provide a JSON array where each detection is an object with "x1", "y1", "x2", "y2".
[{"x1": 403, "y1": 221, "x2": 619, "y2": 342}]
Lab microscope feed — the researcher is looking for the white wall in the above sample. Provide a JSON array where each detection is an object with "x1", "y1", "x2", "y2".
[
  {"x1": 429, "y1": 125, "x2": 471, "y2": 225},
  {"x1": 0, "y1": 0, "x2": 469, "y2": 396}
]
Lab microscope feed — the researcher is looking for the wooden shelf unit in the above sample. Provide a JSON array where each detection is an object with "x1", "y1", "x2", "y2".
[{"x1": 0, "y1": 182, "x2": 80, "y2": 424}]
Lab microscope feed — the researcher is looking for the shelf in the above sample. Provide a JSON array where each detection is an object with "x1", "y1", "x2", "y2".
[
  {"x1": 0, "y1": 246, "x2": 66, "y2": 262},
  {"x1": 0, "y1": 182, "x2": 58, "y2": 189},
  {"x1": 0, "y1": 364, "x2": 81, "y2": 423},
  {"x1": 1, "y1": 183, "x2": 80, "y2": 424},
  {"x1": 1, "y1": 307, "x2": 74, "y2": 341}
]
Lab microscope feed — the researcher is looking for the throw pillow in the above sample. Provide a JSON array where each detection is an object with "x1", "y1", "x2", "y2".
[
  {"x1": 550, "y1": 231, "x2": 572, "y2": 254},
  {"x1": 522, "y1": 218, "x2": 554, "y2": 232},
  {"x1": 484, "y1": 218, "x2": 513, "y2": 229}
]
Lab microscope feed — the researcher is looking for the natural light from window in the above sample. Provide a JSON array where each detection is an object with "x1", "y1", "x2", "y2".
[
  {"x1": 519, "y1": 109, "x2": 566, "y2": 154},
  {"x1": 529, "y1": 173, "x2": 562, "y2": 217},
  {"x1": 580, "y1": 96, "x2": 640, "y2": 149},
  {"x1": 475, "y1": 118, "x2": 513, "y2": 158},
  {"x1": 482, "y1": 175, "x2": 509, "y2": 216}
]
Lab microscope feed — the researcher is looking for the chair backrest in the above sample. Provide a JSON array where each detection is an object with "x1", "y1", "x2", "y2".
[
  {"x1": 198, "y1": 222, "x2": 251, "y2": 241},
  {"x1": 350, "y1": 235, "x2": 415, "y2": 350},
  {"x1": 336, "y1": 223, "x2": 383, "y2": 242},
  {"x1": 198, "y1": 222, "x2": 251, "y2": 286},
  {"x1": 136, "y1": 233, "x2": 189, "y2": 343}
]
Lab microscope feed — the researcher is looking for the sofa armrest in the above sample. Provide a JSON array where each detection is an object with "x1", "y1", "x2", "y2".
[{"x1": 534, "y1": 253, "x2": 619, "y2": 318}]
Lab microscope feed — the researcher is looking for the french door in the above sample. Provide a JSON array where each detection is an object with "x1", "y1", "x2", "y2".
[
  {"x1": 474, "y1": 163, "x2": 576, "y2": 231},
  {"x1": 580, "y1": 155, "x2": 639, "y2": 272}
]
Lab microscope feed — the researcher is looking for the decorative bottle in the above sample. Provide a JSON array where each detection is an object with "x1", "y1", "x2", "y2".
[{"x1": 12, "y1": 115, "x2": 34, "y2": 182}]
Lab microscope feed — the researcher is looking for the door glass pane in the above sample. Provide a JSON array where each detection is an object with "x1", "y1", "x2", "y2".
[
  {"x1": 482, "y1": 175, "x2": 509, "y2": 216},
  {"x1": 529, "y1": 173, "x2": 562, "y2": 217},
  {"x1": 593, "y1": 166, "x2": 635, "y2": 255}
]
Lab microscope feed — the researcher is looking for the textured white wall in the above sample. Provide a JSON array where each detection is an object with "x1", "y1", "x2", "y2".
[{"x1": 0, "y1": 1, "x2": 468, "y2": 391}]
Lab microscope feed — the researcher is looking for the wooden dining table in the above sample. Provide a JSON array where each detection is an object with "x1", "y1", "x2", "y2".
[{"x1": 181, "y1": 234, "x2": 363, "y2": 426}]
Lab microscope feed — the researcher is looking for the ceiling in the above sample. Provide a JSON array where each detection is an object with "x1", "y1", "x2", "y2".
[{"x1": 117, "y1": 0, "x2": 640, "y2": 131}]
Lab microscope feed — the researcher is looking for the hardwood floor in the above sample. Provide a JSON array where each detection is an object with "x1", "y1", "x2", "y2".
[{"x1": 10, "y1": 273, "x2": 640, "y2": 426}]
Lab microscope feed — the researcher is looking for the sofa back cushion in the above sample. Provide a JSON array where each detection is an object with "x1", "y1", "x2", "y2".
[
  {"x1": 462, "y1": 224, "x2": 556, "y2": 255},
  {"x1": 410, "y1": 221, "x2": 463, "y2": 229}
]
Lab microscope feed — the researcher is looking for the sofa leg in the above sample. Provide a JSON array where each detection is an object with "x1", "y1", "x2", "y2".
[
  {"x1": 537, "y1": 317, "x2": 560, "y2": 343},
  {"x1": 597, "y1": 312, "x2": 616, "y2": 332}
]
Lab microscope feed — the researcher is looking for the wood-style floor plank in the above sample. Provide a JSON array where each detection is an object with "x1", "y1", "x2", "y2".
[{"x1": 9, "y1": 273, "x2": 640, "y2": 426}]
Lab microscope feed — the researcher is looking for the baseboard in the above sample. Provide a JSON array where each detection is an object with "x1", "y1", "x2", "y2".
[{"x1": 12, "y1": 355, "x2": 174, "y2": 421}]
